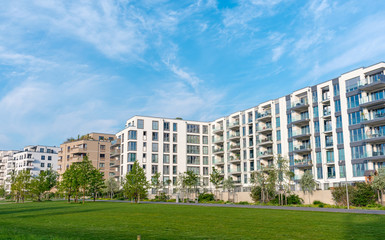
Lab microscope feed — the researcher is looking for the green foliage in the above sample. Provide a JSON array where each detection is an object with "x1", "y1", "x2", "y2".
[
  {"x1": 313, "y1": 200, "x2": 324, "y2": 205},
  {"x1": 209, "y1": 167, "x2": 223, "y2": 189},
  {"x1": 29, "y1": 169, "x2": 59, "y2": 201},
  {"x1": 286, "y1": 194, "x2": 303, "y2": 205},
  {"x1": 237, "y1": 201, "x2": 249, "y2": 205},
  {"x1": 89, "y1": 169, "x2": 105, "y2": 201},
  {"x1": 0, "y1": 185, "x2": 6, "y2": 198},
  {"x1": 331, "y1": 185, "x2": 355, "y2": 206},
  {"x1": 250, "y1": 169, "x2": 277, "y2": 203},
  {"x1": 299, "y1": 171, "x2": 316, "y2": 194},
  {"x1": 223, "y1": 177, "x2": 235, "y2": 192},
  {"x1": 59, "y1": 163, "x2": 81, "y2": 203},
  {"x1": 123, "y1": 161, "x2": 149, "y2": 203},
  {"x1": 351, "y1": 182, "x2": 376, "y2": 207},
  {"x1": 104, "y1": 177, "x2": 120, "y2": 199},
  {"x1": 198, "y1": 193, "x2": 215, "y2": 202},
  {"x1": 10, "y1": 170, "x2": 31, "y2": 203},
  {"x1": 154, "y1": 192, "x2": 169, "y2": 202}
]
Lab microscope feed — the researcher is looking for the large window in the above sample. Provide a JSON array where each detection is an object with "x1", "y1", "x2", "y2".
[
  {"x1": 151, "y1": 154, "x2": 158, "y2": 163},
  {"x1": 152, "y1": 143, "x2": 158, "y2": 152},
  {"x1": 333, "y1": 84, "x2": 340, "y2": 96},
  {"x1": 316, "y1": 152, "x2": 322, "y2": 164},
  {"x1": 163, "y1": 155, "x2": 170, "y2": 164},
  {"x1": 317, "y1": 167, "x2": 323, "y2": 179},
  {"x1": 335, "y1": 100, "x2": 341, "y2": 112},
  {"x1": 187, "y1": 166, "x2": 200, "y2": 175},
  {"x1": 173, "y1": 123, "x2": 177, "y2": 131},
  {"x1": 163, "y1": 143, "x2": 170, "y2": 153},
  {"x1": 137, "y1": 119, "x2": 144, "y2": 129},
  {"x1": 187, "y1": 124, "x2": 200, "y2": 133},
  {"x1": 164, "y1": 122, "x2": 170, "y2": 131},
  {"x1": 152, "y1": 132, "x2": 158, "y2": 141},
  {"x1": 164, "y1": 133, "x2": 170, "y2": 142},
  {"x1": 336, "y1": 116, "x2": 342, "y2": 128},
  {"x1": 128, "y1": 142, "x2": 137, "y2": 151},
  {"x1": 337, "y1": 132, "x2": 344, "y2": 144},
  {"x1": 351, "y1": 145, "x2": 366, "y2": 159},
  {"x1": 346, "y1": 77, "x2": 359, "y2": 92},
  {"x1": 127, "y1": 153, "x2": 136, "y2": 162},
  {"x1": 187, "y1": 135, "x2": 200, "y2": 144},
  {"x1": 187, "y1": 145, "x2": 200, "y2": 154},
  {"x1": 348, "y1": 111, "x2": 361, "y2": 125},
  {"x1": 350, "y1": 128, "x2": 364, "y2": 142},
  {"x1": 347, "y1": 94, "x2": 361, "y2": 109},
  {"x1": 152, "y1": 121, "x2": 159, "y2": 130},
  {"x1": 128, "y1": 130, "x2": 137, "y2": 140},
  {"x1": 313, "y1": 106, "x2": 319, "y2": 118},
  {"x1": 276, "y1": 117, "x2": 280, "y2": 127},
  {"x1": 276, "y1": 130, "x2": 281, "y2": 141},
  {"x1": 338, "y1": 149, "x2": 345, "y2": 161},
  {"x1": 203, "y1": 125, "x2": 208, "y2": 134},
  {"x1": 187, "y1": 156, "x2": 200, "y2": 165},
  {"x1": 327, "y1": 166, "x2": 336, "y2": 179},
  {"x1": 353, "y1": 162, "x2": 367, "y2": 177}
]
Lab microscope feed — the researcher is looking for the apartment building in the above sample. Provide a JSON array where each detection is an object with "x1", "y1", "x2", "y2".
[
  {"x1": 4, "y1": 145, "x2": 59, "y2": 192},
  {"x1": 117, "y1": 62, "x2": 385, "y2": 192},
  {"x1": 116, "y1": 117, "x2": 211, "y2": 192},
  {"x1": 0, "y1": 150, "x2": 17, "y2": 186},
  {"x1": 58, "y1": 133, "x2": 118, "y2": 179}
]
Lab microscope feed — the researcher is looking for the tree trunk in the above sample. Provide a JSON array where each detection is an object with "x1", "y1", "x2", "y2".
[
  {"x1": 67, "y1": 193, "x2": 71, "y2": 203},
  {"x1": 83, "y1": 188, "x2": 86, "y2": 204},
  {"x1": 308, "y1": 192, "x2": 311, "y2": 205}
]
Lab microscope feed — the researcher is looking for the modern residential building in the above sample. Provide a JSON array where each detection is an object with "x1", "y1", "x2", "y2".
[
  {"x1": 0, "y1": 150, "x2": 17, "y2": 186},
  {"x1": 117, "y1": 62, "x2": 385, "y2": 193},
  {"x1": 4, "y1": 145, "x2": 60, "y2": 192},
  {"x1": 58, "y1": 133, "x2": 118, "y2": 179}
]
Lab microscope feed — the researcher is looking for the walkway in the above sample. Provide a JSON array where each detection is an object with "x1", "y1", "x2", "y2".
[{"x1": 95, "y1": 200, "x2": 385, "y2": 215}]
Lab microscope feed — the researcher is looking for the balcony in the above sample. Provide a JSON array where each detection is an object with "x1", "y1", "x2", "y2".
[
  {"x1": 228, "y1": 121, "x2": 240, "y2": 129},
  {"x1": 257, "y1": 125, "x2": 273, "y2": 133},
  {"x1": 361, "y1": 112, "x2": 385, "y2": 126},
  {"x1": 228, "y1": 156, "x2": 241, "y2": 163},
  {"x1": 213, "y1": 137, "x2": 224, "y2": 144},
  {"x1": 294, "y1": 159, "x2": 312, "y2": 168},
  {"x1": 111, "y1": 139, "x2": 121, "y2": 147},
  {"x1": 324, "y1": 125, "x2": 332, "y2": 133},
  {"x1": 229, "y1": 144, "x2": 241, "y2": 152},
  {"x1": 258, "y1": 151, "x2": 273, "y2": 159},
  {"x1": 213, "y1": 127, "x2": 224, "y2": 134},
  {"x1": 229, "y1": 132, "x2": 241, "y2": 140},
  {"x1": 71, "y1": 147, "x2": 88, "y2": 154},
  {"x1": 321, "y1": 95, "x2": 331, "y2": 103},
  {"x1": 360, "y1": 96, "x2": 385, "y2": 108},
  {"x1": 214, "y1": 158, "x2": 225, "y2": 165},
  {"x1": 290, "y1": 99, "x2": 309, "y2": 111},
  {"x1": 110, "y1": 150, "x2": 120, "y2": 158},
  {"x1": 323, "y1": 110, "x2": 331, "y2": 118},
  {"x1": 214, "y1": 148, "x2": 224, "y2": 154},
  {"x1": 292, "y1": 130, "x2": 311, "y2": 139},
  {"x1": 325, "y1": 141, "x2": 334, "y2": 149},
  {"x1": 229, "y1": 168, "x2": 242, "y2": 175},
  {"x1": 293, "y1": 145, "x2": 311, "y2": 153},
  {"x1": 366, "y1": 151, "x2": 385, "y2": 162},
  {"x1": 365, "y1": 132, "x2": 385, "y2": 143},
  {"x1": 256, "y1": 111, "x2": 272, "y2": 121},
  {"x1": 359, "y1": 74, "x2": 385, "y2": 91},
  {"x1": 257, "y1": 137, "x2": 273, "y2": 146},
  {"x1": 291, "y1": 116, "x2": 310, "y2": 126}
]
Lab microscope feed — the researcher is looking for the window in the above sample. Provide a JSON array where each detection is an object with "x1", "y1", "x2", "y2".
[
  {"x1": 128, "y1": 142, "x2": 137, "y2": 151},
  {"x1": 351, "y1": 146, "x2": 366, "y2": 159},
  {"x1": 128, "y1": 153, "x2": 136, "y2": 162},
  {"x1": 173, "y1": 155, "x2": 177, "y2": 164},
  {"x1": 327, "y1": 166, "x2": 336, "y2": 179},
  {"x1": 164, "y1": 122, "x2": 170, "y2": 131},
  {"x1": 41, "y1": 155, "x2": 45, "y2": 160},
  {"x1": 202, "y1": 136, "x2": 208, "y2": 144},
  {"x1": 316, "y1": 152, "x2": 322, "y2": 164},
  {"x1": 339, "y1": 165, "x2": 346, "y2": 178},
  {"x1": 163, "y1": 155, "x2": 170, "y2": 164},
  {"x1": 348, "y1": 111, "x2": 361, "y2": 125},
  {"x1": 152, "y1": 121, "x2": 159, "y2": 130},
  {"x1": 164, "y1": 133, "x2": 170, "y2": 142},
  {"x1": 338, "y1": 149, "x2": 345, "y2": 161},
  {"x1": 187, "y1": 124, "x2": 200, "y2": 133},
  {"x1": 277, "y1": 144, "x2": 282, "y2": 154},
  {"x1": 128, "y1": 130, "x2": 137, "y2": 140},
  {"x1": 275, "y1": 103, "x2": 280, "y2": 114},
  {"x1": 152, "y1": 143, "x2": 158, "y2": 152},
  {"x1": 173, "y1": 166, "x2": 177, "y2": 175},
  {"x1": 47, "y1": 163, "x2": 51, "y2": 168},
  {"x1": 326, "y1": 151, "x2": 334, "y2": 163},
  {"x1": 99, "y1": 163, "x2": 105, "y2": 168},
  {"x1": 347, "y1": 94, "x2": 361, "y2": 109},
  {"x1": 333, "y1": 84, "x2": 340, "y2": 96},
  {"x1": 100, "y1": 145, "x2": 106, "y2": 151},
  {"x1": 315, "y1": 136, "x2": 320, "y2": 148},
  {"x1": 173, "y1": 123, "x2": 177, "y2": 131},
  {"x1": 313, "y1": 106, "x2": 319, "y2": 118},
  {"x1": 276, "y1": 117, "x2": 280, "y2": 128},
  {"x1": 289, "y1": 141, "x2": 293, "y2": 152},
  {"x1": 203, "y1": 125, "x2": 208, "y2": 134},
  {"x1": 163, "y1": 144, "x2": 170, "y2": 153},
  {"x1": 314, "y1": 121, "x2": 319, "y2": 133},
  {"x1": 187, "y1": 156, "x2": 200, "y2": 164},
  {"x1": 151, "y1": 165, "x2": 158, "y2": 174},
  {"x1": 312, "y1": 91, "x2": 318, "y2": 102},
  {"x1": 187, "y1": 166, "x2": 200, "y2": 175},
  {"x1": 346, "y1": 77, "x2": 359, "y2": 92},
  {"x1": 138, "y1": 119, "x2": 144, "y2": 129},
  {"x1": 337, "y1": 132, "x2": 344, "y2": 144},
  {"x1": 287, "y1": 113, "x2": 292, "y2": 124},
  {"x1": 152, "y1": 154, "x2": 158, "y2": 163},
  {"x1": 187, "y1": 145, "x2": 200, "y2": 154},
  {"x1": 100, "y1": 154, "x2": 105, "y2": 158},
  {"x1": 41, "y1": 163, "x2": 45, "y2": 167},
  {"x1": 336, "y1": 116, "x2": 342, "y2": 128},
  {"x1": 173, "y1": 134, "x2": 177, "y2": 142},
  {"x1": 203, "y1": 156, "x2": 208, "y2": 165},
  {"x1": 163, "y1": 165, "x2": 170, "y2": 175},
  {"x1": 187, "y1": 135, "x2": 200, "y2": 144},
  {"x1": 173, "y1": 144, "x2": 177, "y2": 153},
  {"x1": 335, "y1": 100, "x2": 341, "y2": 112},
  {"x1": 152, "y1": 132, "x2": 159, "y2": 141},
  {"x1": 48, "y1": 156, "x2": 52, "y2": 161},
  {"x1": 317, "y1": 167, "x2": 323, "y2": 179},
  {"x1": 203, "y1": 146, "x2": 208, "y2": 155},
  {"x1": 40, "y1": 148, "x2": 44, "y2": 153},
  {"x1": 350, "y1": 128, "x2": 364, "y2": 142},
  {"x1": 203, "y1": 167, "x2": 209, "y2": 176},
  {"x1": 353, "y1": 162, "x2": 367, "y2": 177}
]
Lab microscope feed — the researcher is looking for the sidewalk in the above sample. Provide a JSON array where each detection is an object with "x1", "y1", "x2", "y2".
[{"x1": 95, "y1": 200, "x2": 385, "y2": 215}]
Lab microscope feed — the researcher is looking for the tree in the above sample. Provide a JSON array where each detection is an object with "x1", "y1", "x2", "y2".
[
  {"x1": 30, "y1": 169, "x2": 59, "y2": 201},
  {"x1": 10, "y1": 170, "x2": 31, "y2": 203},
  {"x1": 223, "y1": 177, "x2": 235, "y2": 202},
  {"x1": 276, "y1": 156, "x2": 292, "y2": 205},
  {"x1": 123, "y1": 161, "x2": 149, "y2": 203},
  {"x1": 104, "y1": 177, "x2": 120, "y2": 199},
  {"x1": 372, "y1": 168, "x2": 385, "y2": 205},
  {"x1": 299, "y1": 171, "x2": 316, "y2": 204},
  {"x1": 60, "y1": 163, "x2": 81, "y2": 203},
  {"x1": 183, "y1": 171, "x2": 199, "y2": 201},
  {"x1": 250, "y1": 168, "x2": 277, "y2": 203},
  {"x1": 151, "y1": 172, "x2": 163, "y2": 196},
  {"x1": 77, "y1": 157, "x2": 94, "y2": 204},
  {"x1": 0, "y1": 185, "x2": 6, "y2": 198},
  {"x1": 89, "y1": 169, "x2": 105, "y2": 201},
  {"x1": 210, "y1": 167, "x2": 223, "y2": 199}
]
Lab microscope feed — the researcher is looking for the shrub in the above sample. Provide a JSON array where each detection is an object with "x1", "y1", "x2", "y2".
[
  {"x1": 331, "y1": 185, "x2": 355, "y2": 206},
  {"x1": 250, "y1": 186, "x2": 276, "y2": 203},
  {"x1": 287, "y1": 194, "x2": 303, "y2": 205},
  {"x1": 198, "y1": 193, "x2": 215, "y2": 202},
  {"x1": 154, "y1": 192, "x2": 169, "y2": 202},
  {"x1": 351, "y1": 182, "x2": 376, "y2": 207},
  {"x1": 238, "y1": 201, "x2": 249, "y2": 205},
  {"x1": 313, "y1": 200, "x2": 323, "y2": 205}
]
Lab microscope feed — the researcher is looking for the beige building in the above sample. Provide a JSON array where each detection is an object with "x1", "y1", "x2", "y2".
[{"x1": 58, "y1": 133, "x2": 118, "y2": 179}]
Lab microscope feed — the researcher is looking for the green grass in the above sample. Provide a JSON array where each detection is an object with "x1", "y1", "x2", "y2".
[{"x1": 0, "y1": 201, "x2": 384, "y2": 239}]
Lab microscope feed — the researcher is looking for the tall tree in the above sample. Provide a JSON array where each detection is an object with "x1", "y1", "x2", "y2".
[
  {"x1": 372, "y1": 168, "x2": 385, "y2": 205},
  {"x1": 104, "y1": 177, "x2": 120, "y2": 199},
  {"x1": 60, "y1": 163, "x2": 81, "y2": 203},
  {"x1": 183, "y1": 171, "x2": 199, "y2": 201},
  {"x1": 123, "y1": 161, "x2": 149, "y2": 203},
  {"x1": 210, "y1": 167, "x2": 223, "y2": 199},
  {"x1": 10, "y1": 170, "x2": 31, "y2": 203},
  {"x1": 299, "y1": 170, "x2": 316, "y2": 204},
  {"x1": 223, "y1": 177, "x2": 235, "y2": 202},
  {"x1": 89, "y1": 169, "x2": 105, "y2": 201},
  {"x1": 77, "y1": 157, "x2": 94, "y2": 204},
  {"x1": 30, "y1": 169, "x2": 59, "y2": 201},
  {"x1": 250, "y1": 169, "x2": 277, "y2": 203},
  {"x1": 276, "y1": 155, "x2": 291, "y2": 205}
]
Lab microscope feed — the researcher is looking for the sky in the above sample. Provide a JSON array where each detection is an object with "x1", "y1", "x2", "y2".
[{"x1": 1, "y1": 0, "x2": 385, "y2": 150}]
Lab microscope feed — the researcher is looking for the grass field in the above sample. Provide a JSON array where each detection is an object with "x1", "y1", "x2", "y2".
[{"x1": 0, "y1": 201, "x2": 384, "y2": 239}]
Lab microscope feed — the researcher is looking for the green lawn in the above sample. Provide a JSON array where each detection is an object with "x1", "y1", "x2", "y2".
[{"x1": 0, "y1": 201, "x2": 384, "y2": 239}]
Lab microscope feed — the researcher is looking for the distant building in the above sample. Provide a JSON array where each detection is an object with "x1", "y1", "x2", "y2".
[
  {"x1": 0, "y1": 150, "x2": 17, "y2": 186},
  {"x1": 4, "y1": 145, "x2": 59, "y2": 192},
  {"x1": 58, "y1": 133, "x2": 119, "y2": 179}
]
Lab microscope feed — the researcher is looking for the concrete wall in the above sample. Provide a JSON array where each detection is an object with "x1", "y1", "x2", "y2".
[{"x1": 293, "y1": 190, "x2": 334, "y2": 205}]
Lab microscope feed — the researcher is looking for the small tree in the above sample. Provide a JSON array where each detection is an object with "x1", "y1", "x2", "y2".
[
  {"x1": 0, "y1": 185, "x2": 6, "y2": 198},
  {"x1": 89, "y1": 169, "x2": 105, "y2": 201},
  {"x1": 30, "y1": 169, "x2": 59, "y2": 201},
  {"x1": 60, "y1": 163, "x2": 81, "y2": 203},
  {"x1": 123, "y1": 161, "x2": 149, "y2": 203},
  {"x1": 250, "y1": 168, "x2": 277, "y2": 203},
  {"x1": 10, "y1": 170, "x2": 31, "y2": 203},
  {"x1": 299, "y1": 171, "x2": 316, "y2": 204},
  {"x1": 77, "y1": 157, "x2": 94, "y2": 204},
  {"x1": 183, "y1": 171, "x2": 199, "y2": 201},
  {"x1": 372, "y1": 168, "x2": 385, "y2": 205},
  {"x1": 210, "y1": 167, "x2": 223, "y2": 200},
  {"x1": 223, "y1": 177, "x2": 235, "y2": 202},
  {"x1": 276, "y1": 155, "x2": 292, "y2": 205},
  {"x1": 151, "y1": 172, "x2": 163, "y2": 196},
  {"x1": 104, "y1": 177, "x2": 120, "y2": 199}
]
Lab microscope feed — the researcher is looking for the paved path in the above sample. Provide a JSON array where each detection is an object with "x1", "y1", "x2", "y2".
[{"x1": 93, "y1": 200, "x2": 385, "y2": 215}]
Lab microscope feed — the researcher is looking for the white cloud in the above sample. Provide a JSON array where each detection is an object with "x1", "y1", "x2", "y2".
[{"x1": 272, "y1": 45, "x2": 285, "y2": 62}]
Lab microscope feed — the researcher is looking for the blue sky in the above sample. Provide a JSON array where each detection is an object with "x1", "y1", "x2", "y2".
[{"x1": 1, "y1": 0, "x2": 385, "y2": 150}]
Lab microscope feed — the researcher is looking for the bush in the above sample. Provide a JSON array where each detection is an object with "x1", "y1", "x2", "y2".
[
  {"x1": 154, "y1": 192, "x2": 169, "y2": 202},
  {"x1": 238, "y1": 201, "x2": 249, "y2": 205},
  {"x1": 331, "y1": 185, "x2": 355, "y2": 206},
  {"x1": 198, "y1": 193, "x2": 215, "y2": 202},
  {"x1": 313, "y1": 200, "x2": 323, "y2": 205},
  {"x1": 351, "y1": 182, "x2": 376, "y2": 207},
  {"x1": 250, "y1": 186, "x2": 276, "y2": 203},
  {"x1": 287, "y1": 194, "x2": 303, "y2": 205}
]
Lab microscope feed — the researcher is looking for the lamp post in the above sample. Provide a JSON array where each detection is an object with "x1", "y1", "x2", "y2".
[{"x1": 345, "y1": 167, "x2": 350, "y2": 210}]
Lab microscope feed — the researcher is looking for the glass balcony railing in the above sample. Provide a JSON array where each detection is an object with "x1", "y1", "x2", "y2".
[
  {"x1": 213, "y1": 137, "x2": 224, "y2": 143},
  {"x1": 257, "y1": 125, "x2": 272, "y2": 131},
  {"x1": 213, "y1": 148, "x2": 224, "y2": 153},
  {"x1": 359, "y1": 74, "x2": 385, "y2": 87},
  {"x1": 257, "y1": 137, "x2": 273, "y2": 143},
  {"x1": 291, "y1": 115, "x2": 310, "y2": 122},
  {"x1": 360, "y1": 96, "x2": 385, "y2": 105},
  {"x1": 362, "y1": 112, "x2": 385, "y2": 122},
  {"x1": 291, "y1": 99, "x2": 308, "y2": 109},
  {"x1": 366, "y1": 131, "x2": 385, "y2": 140},
  {"x1": 229, "y1": 132, "x2": 240, "y2": 138},
  {"x1": 292, "y1": 130, "x2": 310, "y2": 137},
  {"x1": 294, "y1": 159, "x2": 312, "y2": 166},
  {"x1": 230, "y1": 144, "x2": 241, "y2": 150},
  {"x1": 256, "y1": 111, "x2": 271, "y2": 119},
  {"x1": 229, "y1": 121, "x2": 240, "y2": 128},
  {"x1": 293, "y1": 145, "x2": 311, "y2": 151},
  {"x1": 258, "y1": 150, "x2": 273, "y2": 156}
]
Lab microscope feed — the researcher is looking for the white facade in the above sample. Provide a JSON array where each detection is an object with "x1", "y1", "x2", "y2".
[
  {"x1": 0, "y1": 151, "x2": 17, "y2": 186},
  {"x1": 118, "y1": 62, "x2": 385, "y2": 192},
  {"x1": 4, "y1": 145, "x2": 60, "y2": 192}
]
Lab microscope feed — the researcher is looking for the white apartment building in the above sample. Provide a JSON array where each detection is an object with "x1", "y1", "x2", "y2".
[
  {"x1": 118, "y1": 62, "x2": 385, "y2": 192},
  {"x1": 0, "y1": 151, "x2": 17, "y2": 186},
  {"x1": 4, "y1": 145, "x2": 60, "y2": 192}
]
